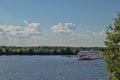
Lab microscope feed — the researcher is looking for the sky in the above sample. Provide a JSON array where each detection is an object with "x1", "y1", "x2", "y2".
[{"x1": 0, "y1": 0, "x2": 120, "y2": 47}]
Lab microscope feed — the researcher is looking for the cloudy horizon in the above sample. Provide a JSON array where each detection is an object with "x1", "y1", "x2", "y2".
[
  {"x1": 0, "y1": 0, "x2": 120, "y2": 47},
  {"x1": 0, "y1": 20, "x2": 106, "y2": 47}
]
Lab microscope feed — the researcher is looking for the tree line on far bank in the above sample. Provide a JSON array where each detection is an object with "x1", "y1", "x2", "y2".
[{"x1": 0, "y1": 46, "x2": 104, "y2": 55}]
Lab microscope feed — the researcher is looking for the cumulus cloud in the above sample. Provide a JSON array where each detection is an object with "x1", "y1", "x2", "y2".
[
  {"x1": 24, "y1": 20, "x2": 40, "y2": 28},
  {"x1": 0, "y1": 21, "x2": 41, "y2": 38},
  {"x1": 52, "y1": 23, "x2": 66, "y2": 33},
  {"x1": 52, "y1": 23, "x2": 84, "y2": 40},
  {"x1": 86, "y1": 30, "x2": 105, "y2": 36},
  {"x1": 52, "y1": 23, "x2": 75, "y2": 33},
  {"x1": 64, "y1": 23, "x2": 76, "y2": 29},
  {"x1": 0, "y1": 24, "x2": 21, "y2": 36}
]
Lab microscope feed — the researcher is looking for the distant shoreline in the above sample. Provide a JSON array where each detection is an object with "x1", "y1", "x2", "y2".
[{"x1": 0, "y1": 46, "x2": 105, "y2": 55}]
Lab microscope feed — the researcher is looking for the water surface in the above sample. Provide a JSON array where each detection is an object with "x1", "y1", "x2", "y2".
[{"x1": 0, "y1": 56, "x2": 108, "y2": 80}]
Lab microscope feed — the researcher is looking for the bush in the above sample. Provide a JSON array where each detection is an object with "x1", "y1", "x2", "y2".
[{"x1": 104, "y1": 13, "x2": 120, "y2": 80}]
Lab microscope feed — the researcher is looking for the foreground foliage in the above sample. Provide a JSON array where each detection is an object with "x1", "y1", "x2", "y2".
[{"x1": 104, "y1": 13, "x2": 120, "y2": 80}]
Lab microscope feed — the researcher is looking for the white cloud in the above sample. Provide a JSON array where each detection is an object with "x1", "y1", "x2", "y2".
[
  {"x1": 52, "y1": 23, "x2": 76, "y2": 33},
  {"x1": 64, "y1": 23, "x2": 75, "y2": 29},
  {"x1": 86, "y1": 30, "x2": 105, "y2": 36},
  {"x1": 52, "y1": 23, "x2": 66, "y2": 33},
  {"x1": 71, "y1": 32, "x2": 83, "y2": 39},
  {"x1": 0, "y1": 24, "x2": 21, "y2": 36},
  {"x1": 0, "y1": 21, "x2": 41, "y2": 37},
  {"x1": 0, "y1": 21, "x2": 41, "y2": 46},
  {"x1": 24, "y1": 20, "x2": 40, "y2": 28},
  {"x1": 52, "y1": 22, "x2": 85, "y2": 40},
  {"x1": 52, "y1": 23, "x2": 82, "y2": 39}
]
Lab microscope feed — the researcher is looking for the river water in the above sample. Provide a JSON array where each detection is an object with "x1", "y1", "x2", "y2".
[{"x1": 0, "y1": 56, "x2": 108, "y2": 80}]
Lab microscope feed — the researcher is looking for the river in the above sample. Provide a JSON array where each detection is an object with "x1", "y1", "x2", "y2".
[{"x1": 0, "y1": 56, "x2": 108, "y2": 80}]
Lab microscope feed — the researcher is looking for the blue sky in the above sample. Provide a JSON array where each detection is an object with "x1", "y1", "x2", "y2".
[{"x1": 0, "y1": 0, "x2": 120, "y2": 47}]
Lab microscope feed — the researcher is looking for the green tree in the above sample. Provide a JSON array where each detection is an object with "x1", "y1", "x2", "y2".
[
  {"x1": 64, "y1": 47, "x2": 72, "y2": 55},
  {"x1": 104, "y1": 13, "x2": 120, "y2": 80},
  {"x1": 73, "y1": 49, "x2": 79, "y2": 55},
  {"x1": 5, "y1": 48, "x2": 10, "y2": 55},
  {"x1": 0, "y1": 48, "x2": 4, "y2": 55},
  {"x1": 28, "y1": 48, "x2": 34, "y2": 55}
]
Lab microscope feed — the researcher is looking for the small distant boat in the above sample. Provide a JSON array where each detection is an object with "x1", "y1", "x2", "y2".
[{"x1": 77, "y1": 50, "x2": 103, "y2": 60}]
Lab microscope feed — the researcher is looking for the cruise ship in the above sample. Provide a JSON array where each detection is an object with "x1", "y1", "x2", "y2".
[{"x1": 78, "y1": 50, "x2": 103, "y2": 60}]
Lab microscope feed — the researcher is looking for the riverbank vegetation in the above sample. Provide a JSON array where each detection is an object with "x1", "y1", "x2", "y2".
[
  {"x1": 0, "y1": 46, "x2": 104, "y2": 55},
  {"x1": 104, "y1": 13, "x2": 120, "y2": 80}
]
